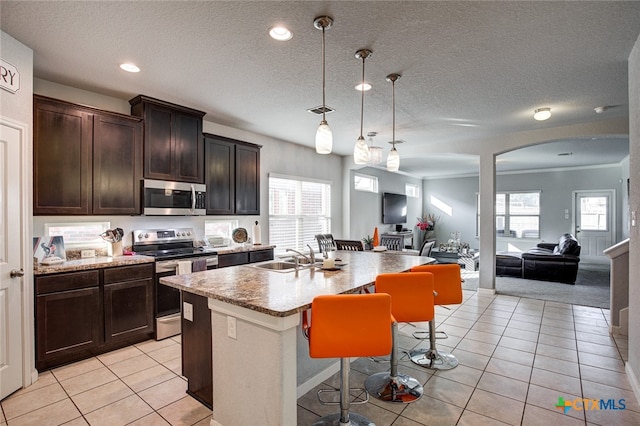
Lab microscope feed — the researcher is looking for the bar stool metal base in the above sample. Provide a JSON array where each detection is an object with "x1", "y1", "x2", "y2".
[
  {"x1": 311, "y1": 412, "x2": 375, "y2": 426},
  {"x1": 364, "y1": 372, "x2": 423, "y2": 403},
  {"x1": 409, "y1": 348, "x2": 459, "y2": 370}
]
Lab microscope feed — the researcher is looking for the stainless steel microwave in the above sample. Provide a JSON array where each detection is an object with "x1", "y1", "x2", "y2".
[{"x1": 142, "y1": 179, "x2": 206, "y2": 215}]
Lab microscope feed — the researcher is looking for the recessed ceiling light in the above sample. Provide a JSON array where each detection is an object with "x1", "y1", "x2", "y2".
[
  {"x1": 533, "y1": 107, "x2": 551, "y2": 121},
  {"x1": 119, "y1": 63, "x2": 140, "y2": 73},
  {"x1": 269, "y1": 26, "x2": 293, "y2": 41},
  {"x1": 355, "y1": 82, "x2": 372, "y2": 91},
  {"x1": 558, "y1": 152, "x2": 573, "y2": 156}
]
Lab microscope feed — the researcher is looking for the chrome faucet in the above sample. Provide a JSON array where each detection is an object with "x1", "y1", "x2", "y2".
[
  {"x1": 306, "y1": 244, "x2": 316, "y2": 263},
  {"x1": 285, "y1": 248, "x2": 312, "y2": 270}
]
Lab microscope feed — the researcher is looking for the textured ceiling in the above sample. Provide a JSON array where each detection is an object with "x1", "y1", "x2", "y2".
[{"x1": 2, "y1": 1, "x2": 639, "y2": 177}]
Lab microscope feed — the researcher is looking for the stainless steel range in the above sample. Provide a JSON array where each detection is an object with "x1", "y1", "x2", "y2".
[{"x1": 133, "y1": 228, "x2": 218, "y2": 340}]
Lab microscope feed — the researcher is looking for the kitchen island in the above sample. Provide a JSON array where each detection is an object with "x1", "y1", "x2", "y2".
[{"x1": 160, "y1": 250, "x2": 433, "y2": 426}]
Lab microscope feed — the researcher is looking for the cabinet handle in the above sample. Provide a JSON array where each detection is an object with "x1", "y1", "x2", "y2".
[{"x1": 10, "y1": 269, "x2": 24, "y2": 278}]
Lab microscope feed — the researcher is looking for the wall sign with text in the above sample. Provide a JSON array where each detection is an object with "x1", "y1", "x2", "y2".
[{"x1": 0, "y1": 59, "x2": 20, "y2": 93}]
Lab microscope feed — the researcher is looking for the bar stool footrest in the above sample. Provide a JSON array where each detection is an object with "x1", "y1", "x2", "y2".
[
  {"x1": 317, "y1": 388, "x2": 369, "y2": 406},
  {"x1": 410, "y1": 348, "x2": 459, "y2": 370},
  {"x1": 364, "y1": 372, "x2": 423, "y2": 403}
]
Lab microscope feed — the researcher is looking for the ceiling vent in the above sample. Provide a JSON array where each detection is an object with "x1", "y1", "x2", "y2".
[{"x1": 307, "y1": 105, "x2": 335, "y2": 115}]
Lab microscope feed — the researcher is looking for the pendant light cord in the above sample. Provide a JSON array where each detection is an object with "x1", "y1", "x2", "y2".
[
  {"x1": 391, "y1": 79, "x2": 396, "y2": 149},
  {"x1": 360, "y1": 56, "x2": 365, "y2": 138},
  {"x1": 321, "y1": 26, "x2": 326, "y2": 122}
]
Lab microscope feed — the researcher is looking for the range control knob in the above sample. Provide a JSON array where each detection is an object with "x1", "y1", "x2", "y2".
[{"x1": 137, "y1": 233, "x2": 145, "y2": 239}]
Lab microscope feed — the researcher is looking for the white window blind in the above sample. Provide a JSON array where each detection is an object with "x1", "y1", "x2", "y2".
[{"x1": 269, "y1": 175, "x2": 331, "y2": 254}]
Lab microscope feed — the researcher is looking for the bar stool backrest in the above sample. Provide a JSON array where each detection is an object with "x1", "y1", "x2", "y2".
[
  {"x1": 315, "y1": 234, "x2": 336, "y2": 254},
  {"x1": 380, "y1": 235, "x2": 403, "y2": 251},
  {"x1": 410, "y1": 264, "x2": 463, "y2": 305},
  {"x1": 375, "y1": 272, "x2": 435, "y2": 323},
  {"x1": 308, "y1": 294, "x2": 392, "y2": 359}
]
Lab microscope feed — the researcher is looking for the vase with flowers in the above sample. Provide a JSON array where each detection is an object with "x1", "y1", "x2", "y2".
[{"x1": 415, "y1": 213, "x2": 439, "y2": 249}]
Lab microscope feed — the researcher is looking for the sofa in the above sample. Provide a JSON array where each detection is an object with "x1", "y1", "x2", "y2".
[{"x1": 496, "y1": 233, "x2": 581, "y2": 284}]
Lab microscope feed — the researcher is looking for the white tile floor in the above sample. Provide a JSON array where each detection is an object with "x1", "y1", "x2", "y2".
[{"x1": 1, "y1": 288, "x2": 637, "y2": 425}]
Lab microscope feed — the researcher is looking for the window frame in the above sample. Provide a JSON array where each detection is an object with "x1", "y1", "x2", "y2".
[
  {"x1": 269, "y1": 173, "x2": 332, "y2": 254},
  {"x1": 353, "y1": 172, "x2": 379, "y2": 193},
  {"x1": 477, "y1": 190, "x2": 541, "y2": 239}
]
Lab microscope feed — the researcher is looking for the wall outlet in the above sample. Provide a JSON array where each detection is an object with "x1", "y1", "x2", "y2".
[
  {"x1": 227, "y1": 316, "x2": 237, "y2": 339},
  {"x1": 81, "y1": 249, "x2": 96, "y2": 258},
  {"x1": 183, "y1": 302, "x2": 193, "y2": 322}
]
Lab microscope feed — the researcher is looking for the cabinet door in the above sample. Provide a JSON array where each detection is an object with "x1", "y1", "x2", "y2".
[
  {"x1": 93, "y1": 113, "x2": 143, "y2": 214},
  {"x1": 248, "y1": 249, "x2": 274, "y2": 263},
  {"x1": 33, "y1": 96, "x2": 92, "y2": 215},
  {"x1": 104, "y1": 277, "x2": 154, "y2": 343},
  {"x1": 235, "y1": 144, "x2": 260, "y2": 215},
  {"x1": 143, "y1": 103, "x2": 174, "y2": 181},
  {"x1": 175, "y1": 112, "x2": 204, "y2": 183},
  {"x1": 36, "y1": 287, "x2": 101, "y2": 369},
  {"x1": 205, "y1": 136, "x2": 235, "y2": 214}
]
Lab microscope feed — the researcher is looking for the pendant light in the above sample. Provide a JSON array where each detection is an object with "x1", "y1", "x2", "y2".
[
  {"x1": 314, "y1": 16, "x2": 334, "y2": 154},
  {"x1": 367, "y1": 132, "x2": 383, "y2": 165},
  {"x1": 353, "y1": 49, "x2": 372, "y2": 164},
  {"x1": 386, "y1": 73, "x2": 402, "y2": 172}
]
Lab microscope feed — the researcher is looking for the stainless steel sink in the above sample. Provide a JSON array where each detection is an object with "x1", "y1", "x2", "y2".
[{"x1": 248, "y1": 261, "x2": 299, "y2": 272}]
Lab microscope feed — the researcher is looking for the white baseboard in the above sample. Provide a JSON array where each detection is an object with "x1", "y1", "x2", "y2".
[
  {"x1": 625, "y1": 362, "x2": 640, "y2": 406},
  {"x1": 478, "y1": 288, "x2": 496, "y2": 296}
]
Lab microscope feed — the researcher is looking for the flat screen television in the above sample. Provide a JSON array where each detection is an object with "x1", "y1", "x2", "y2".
[{"x1": 382, "y1": 192, "x2": 407, "y2": 224}]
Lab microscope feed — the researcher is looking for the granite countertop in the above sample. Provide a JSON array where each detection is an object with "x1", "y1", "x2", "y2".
[
  {"x1": 160, "y1": 250, "x2": 434, "y2": 317},
  {"x1": 33, "y1": 255, "x2": 155, "y2": 275}
]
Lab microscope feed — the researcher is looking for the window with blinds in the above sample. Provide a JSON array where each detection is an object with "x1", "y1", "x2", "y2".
[{"x1": 269, "y1": 175, "x2": 331, "y2": 254}]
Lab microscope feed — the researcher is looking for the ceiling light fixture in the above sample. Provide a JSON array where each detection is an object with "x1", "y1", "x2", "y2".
[
  {"x1": 355, "y1": 82, "x2": 372, "y2": 91},
  {"x1": 269, "y1": 26, "x2": 293, "y2": 41},
  {"x1": 367, "y1": 131, "x2": 383, "y2": 165},
  {"x1": 313, "y1": 16, "x2": 334, "y2": 154},
  {"x1": 533, "y1": 107, "x2": 551, "y2": 121},
  {"x1": 353, "y1": 49, "x2": 372, "y2": 164},
  {"x1": 119, "y1": 63, "x2": 140, "y2": 73},
  {"x1": 386, "y1": 73, "x2": 402, "y2": 172}
]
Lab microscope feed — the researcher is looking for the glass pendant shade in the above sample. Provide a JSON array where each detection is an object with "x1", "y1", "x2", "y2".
[
  {"x1": 354, "y1": 136, "x2": 370, "y2": 164},
  {"x1": 315, "y1": 120, "x2": 333, "y2": 154},
  {"x1": 387, "y1": 146, "x2": 400, "y2": 171},
  {"x1": 368, "y1": 146, "x2": 383, "y2": 164}
]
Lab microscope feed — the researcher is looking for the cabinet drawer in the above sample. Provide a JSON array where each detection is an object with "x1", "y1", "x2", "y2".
[
  {"x1": 104, "y1": 264, "x2": 154, "y2": 284},
  {"x1": 249, "y1": 249, "x2": 274, "y2": 263},
  {"x1": 218, "y1": 252, "x2": 249, "y2": 268},
  {"x1": 36, "y1": 270, "x2": 100, "y2": 295}
]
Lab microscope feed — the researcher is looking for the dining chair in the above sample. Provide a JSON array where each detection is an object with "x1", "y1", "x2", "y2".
[
  {"x1": 315, "y1": 234, "x2": 336, "y2": 254},
  {"x1": 380, "y1": 235, "x2": 403, "y2": 251},
  {"x1": 334, "y1": 239, "x2": 364, "y2": 251},
  {"x1": 419, "y1": 240, "x2": 436, "y2": 257}
]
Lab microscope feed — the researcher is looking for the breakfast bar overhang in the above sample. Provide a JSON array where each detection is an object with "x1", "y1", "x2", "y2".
[{"x1": 160, "y1": 250, "x2": 433, "y2": 425}]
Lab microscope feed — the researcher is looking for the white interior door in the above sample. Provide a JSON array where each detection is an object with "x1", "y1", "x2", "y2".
[
  {"x1": 574, "y1": 190, "x2": 614, "y2": 258},
  {"x1": 0, "y1": 119, "x2": 24, "y2": 399}
]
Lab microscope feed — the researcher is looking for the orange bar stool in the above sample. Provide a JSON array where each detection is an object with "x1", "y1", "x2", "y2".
[
  {"x1": 409, "y1": 263, "x2": 463, "y2": 370},
  {"x1": 304, "y1": 293, "x2": 393, "y2": 425},
  {"x1": 364, "y1": 272, "x2": 435, "y2": 404}
]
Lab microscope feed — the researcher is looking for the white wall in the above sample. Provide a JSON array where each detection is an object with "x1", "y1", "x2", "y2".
[
  {"x1": 626, "y1": 32, "x2": 640, "y2": 404},
  {"x1": 348, "y1": 166, "x2": 423, "y2": 246},
  {"x1": 31, "y1": 80, "x2": 344, "y2": 247}
]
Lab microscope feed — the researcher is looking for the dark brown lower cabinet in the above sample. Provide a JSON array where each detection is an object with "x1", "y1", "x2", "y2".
[
  {"x1": 35, "y1": 264, "x2": 154, "y2": 370},
  {"x1": 104, "y1": 265, "x2": 154, "y2": 343},
  {"x1": 182, "y1": 291, "x2": 213, "y2": 408}
]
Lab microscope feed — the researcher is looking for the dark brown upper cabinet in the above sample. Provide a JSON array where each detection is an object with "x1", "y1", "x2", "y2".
[
  {"x1": 129, "y1": 95, "x2": 205, "y2": 184},
  {"x1": 204, "y1": 134, "x2": 261, "y2": 215},
  {"x1": 33, "y1": 95, "x2": 142, "y2": 215}
]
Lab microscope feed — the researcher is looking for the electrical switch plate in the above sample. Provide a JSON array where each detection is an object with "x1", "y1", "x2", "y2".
[
  {"x1": 227, "y1": 316, "x2": 237, "y2": 339},
  {"x1": 183, "y1": 302, "x2": 193, "y2": 322},
  {"x1": 81, "y1": 249, "x2": 96, "y2": 258}
]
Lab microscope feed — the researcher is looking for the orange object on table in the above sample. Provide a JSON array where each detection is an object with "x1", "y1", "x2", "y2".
[{"x1": 373, "y1": 227, "x2": 379, "y2": 247}]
